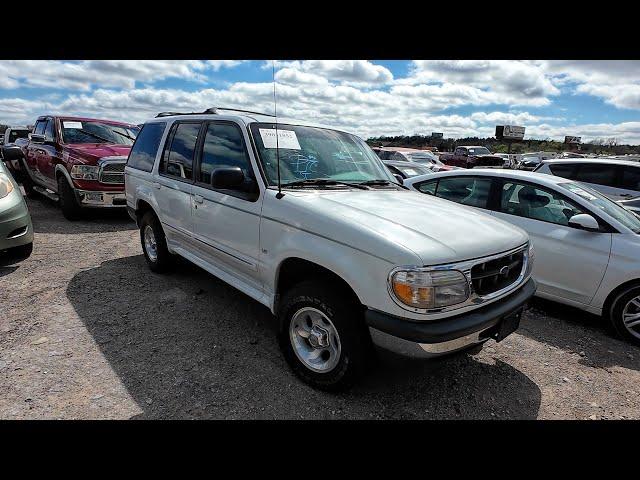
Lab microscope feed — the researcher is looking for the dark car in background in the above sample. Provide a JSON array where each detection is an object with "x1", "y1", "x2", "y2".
[
  {"x1": 439, "y1": 146, "x2": 505, "y2": 169},
  {"x1": 2, "y1": 115, "x2": 140, "y2": 220}
]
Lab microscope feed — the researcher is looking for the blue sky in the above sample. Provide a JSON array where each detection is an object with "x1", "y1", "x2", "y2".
[{"x1": 1, "y1": 60, "x2": 639, "y2": 143}]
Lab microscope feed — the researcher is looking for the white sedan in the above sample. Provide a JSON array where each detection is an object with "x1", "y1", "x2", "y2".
[{"x1": 404, "y1": 169, "x2": 640, "y2": 346}]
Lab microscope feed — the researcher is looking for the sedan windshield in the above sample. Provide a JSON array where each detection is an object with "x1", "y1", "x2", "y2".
[
  {"x1": 61, "y1": 120, "x2": 140, "y2": 145},
  {"x1": 250, "y1": 123, "x2": 395, "y2": 186},
  {"x1": 561, "y1": 182, "x2": 640, "y2": 233}
]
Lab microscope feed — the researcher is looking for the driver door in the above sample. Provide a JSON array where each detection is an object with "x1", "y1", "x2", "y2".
[{"x1": 492, "y1": 180, "x2": 612, "y2": 306}]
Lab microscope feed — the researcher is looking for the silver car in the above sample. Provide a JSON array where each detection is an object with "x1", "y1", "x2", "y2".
[{"x1": 0, "y1": 160, "x2": 33, "y2": 262}]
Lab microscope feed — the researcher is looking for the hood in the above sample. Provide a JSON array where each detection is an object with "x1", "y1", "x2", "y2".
[
  {"x1": 64, "y1": 144, "x2": 131, "y2": 163},
  {"x1": 277, "y1": 189, "x2": 529, "y2": 266}
]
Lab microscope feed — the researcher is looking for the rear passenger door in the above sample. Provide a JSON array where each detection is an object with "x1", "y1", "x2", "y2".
[
  {"x1": 155, "y1": 121, "x2": 201, "y2": 246},
  {"x1": 190, "y1": 121, "x2": 263, "y2": 295}
]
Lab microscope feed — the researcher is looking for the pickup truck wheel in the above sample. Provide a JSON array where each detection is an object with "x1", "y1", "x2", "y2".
[
  {"x1": 19, "y1": 163, "x2": 37, "y2": 198},
  {"x1": 610, "y1": 285, "x2": 640, "y2": 346},
  {"x1": 139, "y1": 211, "x2": 173, "y2": 273},
  {"x1": 57, "y1": 176, "x2": 83, "y2": 221},
  {"x1": 278, "y1": 281, "x2": 369, "y2": 391}
]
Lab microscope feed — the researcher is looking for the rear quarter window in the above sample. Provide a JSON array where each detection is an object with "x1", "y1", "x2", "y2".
[
  {"x1": 575, "y1": 163, "x2": 617, "y2": 187},
  {"x1": 127, "y1": 122, "x2": 166, "y2": 173}
]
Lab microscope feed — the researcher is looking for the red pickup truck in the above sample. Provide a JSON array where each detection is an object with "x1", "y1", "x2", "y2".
[
  {"x1": 439, "y1": 145, "x2": 505, "y2": 169},
  {"x1": 2, "y1": 116, "x2": 139, "y2": 220}
]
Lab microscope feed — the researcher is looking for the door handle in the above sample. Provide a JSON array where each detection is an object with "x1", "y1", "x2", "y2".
[
  {"x1": 153, "y1": 182, "x2": 161, "y2": 189},
  {"x1": 194, "y1": 194, "x2": 204, "y2": 204}
]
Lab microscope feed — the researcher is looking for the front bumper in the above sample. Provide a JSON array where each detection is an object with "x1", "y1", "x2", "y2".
[
  {"x1": 74, "y1": 189, "x2": 127, "y2": 208},
  {"x1": 365, "y1": 277, "x2": 536, "y2": 353}
]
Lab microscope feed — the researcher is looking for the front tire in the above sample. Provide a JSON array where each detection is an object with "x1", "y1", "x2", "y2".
[
  {"x1": 0, "y1": 242, "x2": 33, "y2": 265},
  {"x1": 57, "y1": 176, "x2": 82, "y2": 221},
  {"x1": 610, "y1": 285, "x2": 640, "y2": 346},
  {"x1": 139, "y1": 211, "x2": 173, "y2": 273},
  {"x1": 277, "y1": 280, "x2": 370, "y2": 391}
]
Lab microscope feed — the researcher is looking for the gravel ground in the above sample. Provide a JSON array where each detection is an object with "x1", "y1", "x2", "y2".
[{"x1": 1, "y1": 195, "x2": 639, "y2": 420}]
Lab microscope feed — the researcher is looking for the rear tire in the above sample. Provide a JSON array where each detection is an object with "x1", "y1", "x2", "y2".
[
  {"x1": 0, "y1": 242, "x2": 33, "y2": 265},
  {"x1": 277, "y1": 280, "x2": 370, "y2": 391},
  {"x1": 139, "y1": 211, "x2": 173, "y2": 273},
  {"x1": 57, "y1": 176, "x2": 82, "y2": 221},
  {"x1": 610, "y1": 285, "x2": 640, "y2": 346}
]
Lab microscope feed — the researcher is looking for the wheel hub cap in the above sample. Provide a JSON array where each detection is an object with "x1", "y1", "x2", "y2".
[
  {"x1": 143, "y1": 225, "x2": 158, "y2": 262},
  {"x1": 289, "y1": 307, "x2": 341, "y2": 373},
  {"x1": 622, "y1": 295, "x2": 640, "y2": 340}
]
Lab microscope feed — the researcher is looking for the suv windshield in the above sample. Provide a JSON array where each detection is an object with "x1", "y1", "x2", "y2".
[
  {"x1": 250, "y1": 123, "x2": 395, "y2": 186},
  {"x1": 467, "y1": 147, "x2": 491, "y2": 155},
  {"x1": 8, "y1": 129, "x2": 29, "y2": 143},
  {"x1": 561, "y1": 182, "x2": 640, "y2": 233},
  {"x1": 61, "y1": 120, "x2": 140, "y2": 145}
]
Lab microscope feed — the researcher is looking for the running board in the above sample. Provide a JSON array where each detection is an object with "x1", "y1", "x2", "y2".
[{"x1": 33, "y1": 185, "x2": 60, "y2": 202}]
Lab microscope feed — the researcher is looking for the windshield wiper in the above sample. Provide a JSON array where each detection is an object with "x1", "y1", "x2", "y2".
[
  {"x1": 281, "y1": 179, "x2": 369, "y2": 190},
  {"x1": 111, "y1": 129, "x2": 136, "y2": 142},
  {"x1": 358, "y1": 179, "x2": 406, "y2": 188},
  {"x1": 76, "y1": 129, "x2": 113, "y2": 143}
]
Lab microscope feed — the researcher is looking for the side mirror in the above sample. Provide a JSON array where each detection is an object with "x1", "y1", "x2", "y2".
[
  {"x1": 568, "y1": 213, "x2": 600, "y2": 232},
  {"x1": 29, "y1": 133, "x2": 45, "y2": 144},
  {"x1": 1, "y1": 145, "x2": 23, "y2": 162},
  {"x1": 211, "y1": 167, "x2": 244, "y2": 189},
  {"x1": 393, "y1": 173, "x2": 404, "y2": 185}
]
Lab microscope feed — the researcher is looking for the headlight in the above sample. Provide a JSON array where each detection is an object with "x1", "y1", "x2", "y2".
[
  {"x1": 70, "y1": 164, "x2": 100, "y2": 180},
  {"x1": 0, "y1": 173, "x2": 15, "y2": 199},
  {"x1": 390, "y1": 268, "x2": 469, "y2": 310}
]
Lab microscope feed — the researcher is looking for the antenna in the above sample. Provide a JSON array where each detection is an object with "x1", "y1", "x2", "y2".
[{"x1": 272, "y1": 60, "x2": 284, "y2": 199}]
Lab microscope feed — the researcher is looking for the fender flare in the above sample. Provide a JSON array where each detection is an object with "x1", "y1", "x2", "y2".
[{"x1": 54, "y1": 164, "x2": 75, "y2": 190}]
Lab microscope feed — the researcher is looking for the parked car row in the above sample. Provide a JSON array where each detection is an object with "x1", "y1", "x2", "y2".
[{"x1": 2, "y1": 108, "x2": 639, "y2": 392}]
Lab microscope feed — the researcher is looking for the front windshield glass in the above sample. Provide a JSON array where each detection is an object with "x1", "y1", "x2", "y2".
[
  {"x1": 8, "y1": 130, "x2": 29, "y2": 143},
  {"x1": 250, "y1": 123, "x2": 395, "y2": 186},
  {"x1": 468, "y1": 147, "x2": 491, "y2": 155},
  {"x1": 561, "y1": 182, "x2": 640, "y2": 233},
  {"x1": 61, "y1": 120, "x2": 140, "y2": 145}
]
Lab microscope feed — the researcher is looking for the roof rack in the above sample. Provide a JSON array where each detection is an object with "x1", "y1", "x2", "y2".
[{"x1": 155, "y1": 107, "x2": 276, "y2": 118}]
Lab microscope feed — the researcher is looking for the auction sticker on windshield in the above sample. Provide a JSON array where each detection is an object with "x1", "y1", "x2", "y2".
[
  {"x1": 63, "y1": 121, "x2": 83, "y2": 129},
  {"x1": 259, "y1": 129, "x2": 301, "y2": 150}
]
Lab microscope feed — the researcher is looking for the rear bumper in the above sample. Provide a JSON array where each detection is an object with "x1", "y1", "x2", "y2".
[
  {"x1": 73, "y1": 189, "x2": 127, "y2": 208},
  {"x1": 365, "y1": 278, "x2": 536, "y2": 351}
]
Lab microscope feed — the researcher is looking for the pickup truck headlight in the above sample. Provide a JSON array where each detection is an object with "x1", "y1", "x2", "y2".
[
  {"x1": 0, "y1": 173, "x2": 15, "y2": 199},
  {"x1": 70, "y1": 165, "x2": 100, "y2": 180},
  {"x1": 390, "y1": 268, "x2": 469, "y2": 310}
]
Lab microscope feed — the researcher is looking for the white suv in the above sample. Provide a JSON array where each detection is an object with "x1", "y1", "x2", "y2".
[{"x1": 124, "y1": 108, "x2": 536, "y2": 390}]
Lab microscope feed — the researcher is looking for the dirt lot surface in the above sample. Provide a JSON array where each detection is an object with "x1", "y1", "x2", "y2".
[{"x1": 1, "y1": 196, "x2": 639, "y2": 419}]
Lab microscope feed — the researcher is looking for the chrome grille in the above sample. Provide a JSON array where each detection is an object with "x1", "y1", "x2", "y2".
[
  {"x1": 99, "y1": 161, "x2": 125, "y2": 184},
  {"x1": 471, "y1": 250, "x2": 525, "y2": 296}
]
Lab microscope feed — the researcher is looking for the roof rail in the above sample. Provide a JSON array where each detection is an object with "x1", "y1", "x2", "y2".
[{"x1": 154, "y1": 107, "x2": 276, "y2": 119}]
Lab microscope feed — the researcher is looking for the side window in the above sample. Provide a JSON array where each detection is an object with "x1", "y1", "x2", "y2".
[
  {"x1": 417, "y1": 180, "x2": 437, "y2": 195},
  {"x1": 435, "y1": 176, "x2": 492, "y2": 208},
  {"x1": 575, "y1": 163, "x2": 617, "y2": 187},
  {"x1": 620, "y1": 166, "x2": 640, "y2": 191},
  {"x1": 161, "y1": 122, "x2": 201, "y2": 180},
  {"x1": 199, "y1": 122, "x2": 252, "y2": 187},
  {"x1": 33, "y1": 121, "x2": 46, "y2": 135},
  {"x1": 548, "y1": 163, "x2": 577, "y2": 179},
  {"x1": 127, "y1": 122, "x2": 166, "y2": 173},
  {"x1": 44, "y1": 119, "x2": 55, "y2": 141},
  {"x1": 500, "y1": 181, "x2": 583, "y2": 226}
]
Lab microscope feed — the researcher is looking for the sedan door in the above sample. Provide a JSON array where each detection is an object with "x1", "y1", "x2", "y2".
[{"x1": 492, "y1": 179, "x2": 612, "y2": 306}]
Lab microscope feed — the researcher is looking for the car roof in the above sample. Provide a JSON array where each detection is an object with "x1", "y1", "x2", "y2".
[
  {"x1": 43, "y1": 115, "x2": 138, "y2": 127},
  {"x1": 404, "y1": 168, "x2": 575, "y2": 188},
  {"x1": 541, "y1": 158, "x2": 640, "y2": 167},
  {"x1": 143, "y1": 112, "x2": 346, "y2": 134}
]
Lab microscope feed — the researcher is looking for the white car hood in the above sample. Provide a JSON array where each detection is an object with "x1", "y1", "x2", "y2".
[{"x1": 275, "y1": 189, "x2": 529, "y2": 266}]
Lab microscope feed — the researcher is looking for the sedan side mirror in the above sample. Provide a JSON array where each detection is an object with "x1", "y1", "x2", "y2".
[
  {"x1": 1, "y1": 145, "x2": 23, "y2": 162},
  {"x1": 568, "y1": 213, "x2": 600, "y2": 232},
  {"x1": 29, "y1": 133, "x2": 45, "y2": 144},
  {"x1": 393, "y1": 173, "x2": 404, "y2": 185},
  {"x1": 211, "y1": 167, "x2": 244, "y2": 189}
]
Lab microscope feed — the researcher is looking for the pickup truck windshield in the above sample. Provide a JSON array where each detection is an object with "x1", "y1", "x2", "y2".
[
  {"x1": 61, "y1": 120, "x2": 140, "y2": 145},
  {"x1": 467, "y1": 147, "x2": 491, "y2": 155},
  {"x1": 250, "y1": 123, "x2": 395, "y2": 186},
  {"x1": 561, "y1": 182, "x2": 640, "y2": 234}
]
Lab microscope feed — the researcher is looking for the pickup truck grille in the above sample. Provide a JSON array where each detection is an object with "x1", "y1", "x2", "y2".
[
  {"x1": 99, "y1": 161, "x2": 126, "y2": 184},
  {"x1": 471, "y1": 250, "x2": 525, "y2": 296}
]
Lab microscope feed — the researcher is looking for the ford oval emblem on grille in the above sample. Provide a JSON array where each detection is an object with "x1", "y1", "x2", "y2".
[{"x1": 499, "y1": 266, "x2": 510, "y2": 276}]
